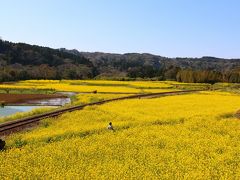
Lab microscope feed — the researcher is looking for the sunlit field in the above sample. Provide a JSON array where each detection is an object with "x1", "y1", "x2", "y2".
[
  {"x1": 0, "y1": 80, "x2": 208, "y2": 94},
  {"x1": 72, "y1": 93, "x2": 131, "y2": 105},
  {"x1": 1, "y1": 90, "x2": 240, "y2": 179},
  {"x1": 0, "y1": 80, "x2": 185, "y2": 123},
  {"x1": 1, "y1": 80, "x2": 237, "y2": 94}
]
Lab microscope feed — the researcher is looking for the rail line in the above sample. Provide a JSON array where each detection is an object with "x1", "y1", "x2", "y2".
[{"x1": 0, "y1": 90, "x2": 201, "y2": 135}]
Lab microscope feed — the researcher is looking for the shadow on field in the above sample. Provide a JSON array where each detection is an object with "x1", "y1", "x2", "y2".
[
  {"x1": 151, "y1": 118, "x2": 185, "y2": 126},
  {"x1": 236, "y1": 110, "x2": 240, "y2": 119},
  {"x1": 218, "y1": 112, "x2": 235, "y2": 120}
]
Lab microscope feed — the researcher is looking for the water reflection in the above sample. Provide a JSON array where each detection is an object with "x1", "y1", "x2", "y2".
[
  {"x1": 27, "y1": 97, "x2": 71, "y2": 106},
  {"x1": 0, "y1": 106, "x2": 43, "y2": 117},
  {"x1": 0, "y1": 97, "x2": 71, "y2": 118}
]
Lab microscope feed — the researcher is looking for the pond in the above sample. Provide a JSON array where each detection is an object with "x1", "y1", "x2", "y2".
[
  {"x1": 0, "y1": 92, "x2": 73, "y2": 118},
  {"x1": 0, "y1": 97, "x2": 71, "y2": 118},
  {"x1": 0, "y1": 106, "x2": 51, "y2": 118},
  {"x1": 27, "y1": 97, "x2": 71, "y2": 106}
]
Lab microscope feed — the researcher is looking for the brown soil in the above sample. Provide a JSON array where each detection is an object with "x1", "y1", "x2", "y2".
[
  {"x1": 236, "y1": 110, "x2": 240, "y2": 119},
  {"x1": 0, "y1": 93, "x2": 67, "y2": 104}
]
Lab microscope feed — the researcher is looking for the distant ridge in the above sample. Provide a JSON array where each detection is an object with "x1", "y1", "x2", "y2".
[{"x1": 0, "y1": 39, "x2": 240, "y2": 83}]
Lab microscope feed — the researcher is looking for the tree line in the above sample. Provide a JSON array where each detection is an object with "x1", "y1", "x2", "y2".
[
  {"x1": 127, "y1": 66, "x2": 240, "y2": 83},
  {"x1": 0, "y1": 39, "x2": 240, "y2": 83},
  {"x1": 176, "y1": 69, "x2": 240, "y2": 83}
]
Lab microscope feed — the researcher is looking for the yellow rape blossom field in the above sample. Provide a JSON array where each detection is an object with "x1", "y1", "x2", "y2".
[
  {"x1": 72, "y1": 93, "x2": 132, "y2": 105},
  {"x1": 0, "y1": 80, "x2": 195, "y2": 94},
  {"x1": 1, "y1": 90, "x2": 240, "y2": 179}
]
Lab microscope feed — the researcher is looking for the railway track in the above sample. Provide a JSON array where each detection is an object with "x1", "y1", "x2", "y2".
[{"x1": 0, "y1": 90, "x2": 201, "y2": 136}]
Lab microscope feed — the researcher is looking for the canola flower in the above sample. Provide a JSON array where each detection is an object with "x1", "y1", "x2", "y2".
[
  {"x1": 0, "y1": 91, "x2": 240, "y2": 179},
  {"x1": 0, "y1": 80, "x2": 178, "y2": 123},
  {"x1": 2, "y1": 79, "x2": 228, "y2": 94},
  {"x1": 73, "y1": 93, "x2": 132, "y2": 105},
  {"x1": 0, "y1": 80, "x2": 181, "y2": 94}
]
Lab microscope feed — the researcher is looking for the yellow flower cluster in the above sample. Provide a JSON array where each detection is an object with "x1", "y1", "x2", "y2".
[
  {"x1": 0, "y1": 80, "x2": 180, "y2": 94},
  {"x1": 73, "y1": 93, "x2": 131, "y2": 105},
  {"x1": 1, "y1": 91, "x2": 240, "y2": 179}
]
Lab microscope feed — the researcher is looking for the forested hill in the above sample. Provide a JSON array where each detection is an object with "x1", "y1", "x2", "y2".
[
  {"x1": 0, "y1": 39, "x2": 240, "y2": 83},
  {"x1": 64, "y1": 50, "x2": 240, "y2": 83},
  {"x1": 0, "y1": 40, "x2": 96, "y2": 81}
]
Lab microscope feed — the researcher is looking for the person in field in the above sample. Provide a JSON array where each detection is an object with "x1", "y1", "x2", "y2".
[{"x1": 107, "y1": 122, "x2": 114, "y2": 131}]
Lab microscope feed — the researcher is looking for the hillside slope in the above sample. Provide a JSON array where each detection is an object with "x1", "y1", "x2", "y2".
[
  {"x1": 0, "y1": 40, "x2": 240, "y2": 82},
  {"x1": 0, "y1": 40, "x2": 96, "y2": 81}
]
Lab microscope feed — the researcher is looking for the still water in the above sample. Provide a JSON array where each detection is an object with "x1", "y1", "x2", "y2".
[
  {"x1": 27, "y1": 97, "x2": 71, "y2": 106},
  {"x1": 0, "y1": 97, "x2": 71, "y2": 118},
  {"x1": 0, "y1": 106, "x2": 44, "y2": 118}
]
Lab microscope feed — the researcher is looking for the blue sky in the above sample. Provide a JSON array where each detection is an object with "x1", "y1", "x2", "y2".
[{"x1": 1, "y1": 0, "x2": 240, "y2": 58}]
